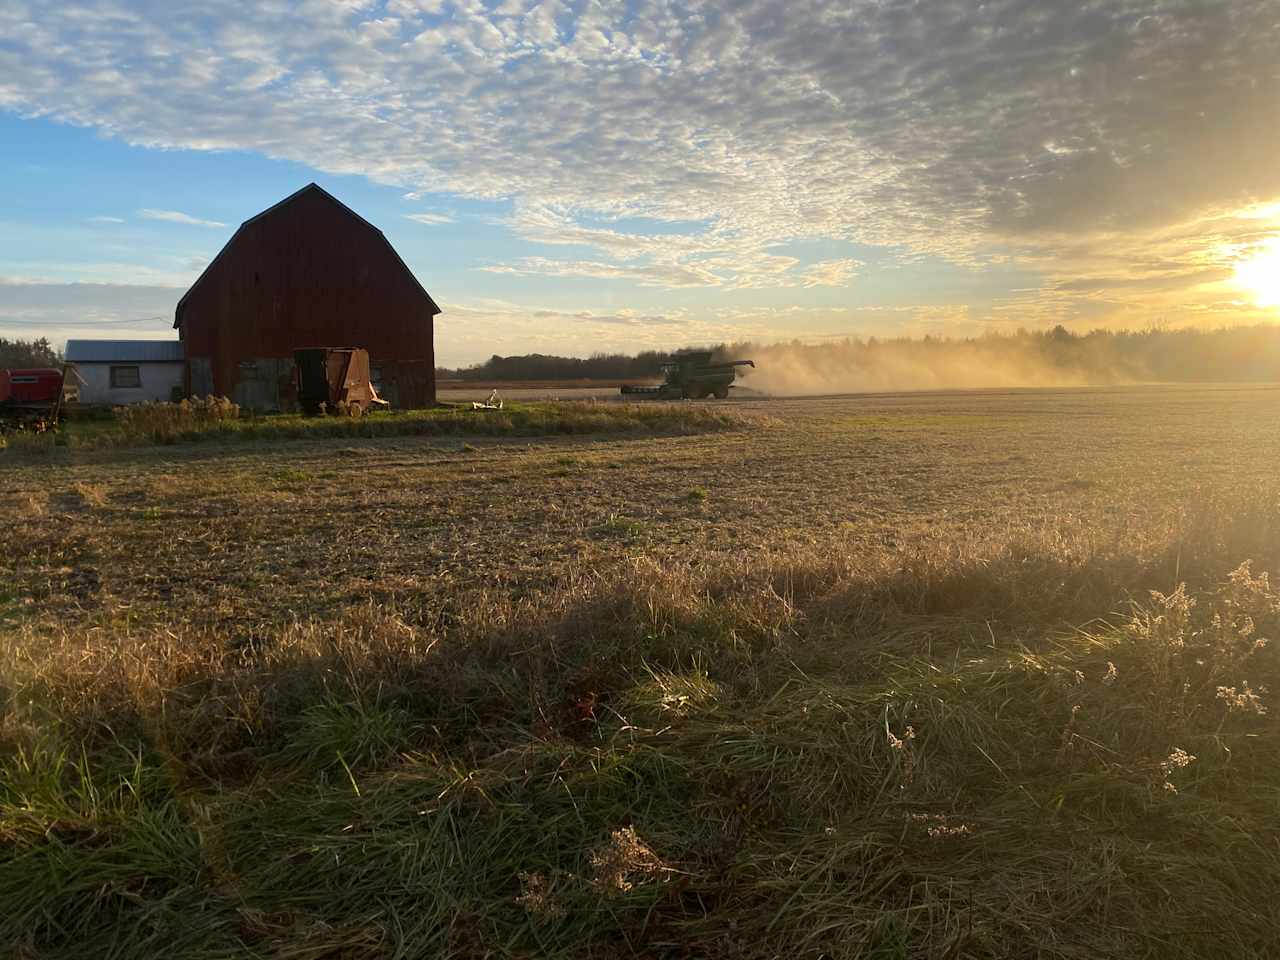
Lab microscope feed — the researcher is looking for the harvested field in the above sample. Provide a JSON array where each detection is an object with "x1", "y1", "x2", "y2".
[
  {"x1": 1, "y1": 401, "x2": 741, "y2": 452},
  {"x1": 435, "y1": 378, "x2": 769, "y2": 402},
  {"x1": 3, "y1": 384, "x2": 1280, "y2": 958},
  {"x1": 437, "y1": 381, "x2": 651, "y2": 402}
]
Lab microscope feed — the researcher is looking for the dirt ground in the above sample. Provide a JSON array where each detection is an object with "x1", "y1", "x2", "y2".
[
  {"x1": 436, "y1": 379, "x2": 770, "y2": 401},
  {"x1": 4, "y1": 383, "x2": 1277, "y2": 634},
  {"x1": 437, "y1": 381, "x2": 641, "y2": 402}
]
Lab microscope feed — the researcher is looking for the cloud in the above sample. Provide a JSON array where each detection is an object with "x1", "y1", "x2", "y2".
[
  {"x1": 0, "y1": 257, "x2": 206, "y2": 288},
  {"x1": 532, "y1": 308, "x2": 687, "y2": 328},
  {"x1": 87, "y1": 215, "x2": 125, "y2": 223},
  {"x1": 3, "y1": 0, "x2": 1278, "y2": 328},
  {"x1": 432, "y1": 297, "x2": 1001, "y2": 366},
  {"x1": 403, "y1": 212, "x2": 454, "y2": 225},
  {"x1": 485, "y1": 213, "x2": 861, "y2": 289},
  {"x1": 435, "y1": 298, "x2": 703, "y2": 364},
  {"x1": 435, "y1": 296, "x2": 792, "y2": 364},
  {"x1": 798, "y1": 258, "x2": 861, "y2": 288},
  {"x1": 0, "y1": 276, "x2": 181, "y2": 341},
  {"x1": 138, "y1": 208, "x2": 226, "y2": 228},
  {"x1": 479, "y1": 255, "x2": 725, "y2": 288}
]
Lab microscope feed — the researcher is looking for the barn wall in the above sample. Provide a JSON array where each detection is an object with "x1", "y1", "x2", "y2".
[
  {"x1": 179, "y1": 187, "x2": 436, "y2": 409},
  {"x1": 74, "y1": 362, "x2": 185, "y2": 405}
]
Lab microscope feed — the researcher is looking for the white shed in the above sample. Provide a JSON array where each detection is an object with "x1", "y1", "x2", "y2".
[{"x1": 64, "y1": 340, "x2": 185, "y2": 405}]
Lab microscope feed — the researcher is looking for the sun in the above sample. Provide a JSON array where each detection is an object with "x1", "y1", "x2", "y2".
[{"x1": 1235, "y1": 237, "x2": 1280, "y2": 308}]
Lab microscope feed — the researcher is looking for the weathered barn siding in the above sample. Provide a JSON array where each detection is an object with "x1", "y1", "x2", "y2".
[{"x1": 175, "y1": 184, "x2": 439, "y2": 409}]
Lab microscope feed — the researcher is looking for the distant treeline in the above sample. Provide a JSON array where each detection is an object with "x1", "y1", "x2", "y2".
[
  {"x1": 438, "y1": 351, "x2": 682, "y2": 381},
  {"x1": 0, "y1": 337, "x2": 61, "y2": 369},
  {"x1": 438, "y1": 325, "x2": 1280, "y2": 388},
  {"x1": 12, "y1": 326, "x2": 1279, "y2": 386}
]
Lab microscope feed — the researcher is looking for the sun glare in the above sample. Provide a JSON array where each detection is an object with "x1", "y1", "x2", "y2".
[{"x1": 1235, "y1": 237, "x2": 1280, "y2": 308}]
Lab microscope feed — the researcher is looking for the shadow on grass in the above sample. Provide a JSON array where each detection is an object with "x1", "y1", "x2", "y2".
[{"x1": 3, "y1": 494, "x2": 1280, "y2": 958}]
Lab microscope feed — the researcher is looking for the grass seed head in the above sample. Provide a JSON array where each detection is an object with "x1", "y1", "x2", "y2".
[{"x1": 589, "y1": 826, "x2": 669, "y2": 894}]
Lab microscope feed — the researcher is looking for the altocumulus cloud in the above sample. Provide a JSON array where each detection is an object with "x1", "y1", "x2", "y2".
[{"x1": 2, "y1": 0, "x2": 1279, "y2": 322}]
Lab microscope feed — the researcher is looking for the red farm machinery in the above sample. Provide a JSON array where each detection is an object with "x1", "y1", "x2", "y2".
[{"x1": 0, "y1": 366, "x2": 69, "y2": 433}]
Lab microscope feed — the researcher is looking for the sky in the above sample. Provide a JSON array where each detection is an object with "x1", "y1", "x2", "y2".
[{"x1": 2, "y1": 0, "x2": 1279, "y2": 367}]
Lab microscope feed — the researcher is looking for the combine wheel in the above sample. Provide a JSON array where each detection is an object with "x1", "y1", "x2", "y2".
[
  {"x1": 713, "y1": 385, "x2": 729, "y2": 400},
  {"x1": 349, "y1": 401, "x2": 364, "y2": 418}
]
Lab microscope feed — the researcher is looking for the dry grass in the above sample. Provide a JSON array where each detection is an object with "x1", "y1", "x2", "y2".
[
  {"x1": 70, "y1": 481, "x2": 107, "y2": 508},
  {"x1": 112, "y1": 395, "x2": 241, "y2": 442},
  {"x1": 1, "y1": 400, "x2": 746, "y2": 453},
  {"x1": 2, "y1": 385, "x2": 1280, "y2": 958}
]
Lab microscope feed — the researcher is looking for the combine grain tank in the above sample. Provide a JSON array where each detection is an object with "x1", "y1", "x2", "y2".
[
  {"x1": 0, "y1": 367, "x2": 67, "y2": 432},
  {"x1": 621, "y1": 351, "x2": 755, "y2": 400},
  {"x1": 294, "y1": 348, "x2": 390, "y2": 416}
]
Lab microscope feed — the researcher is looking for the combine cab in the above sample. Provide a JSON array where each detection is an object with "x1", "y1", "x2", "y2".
[
  {"x1": 0, "y1": 366, "x2": 67, "y2": 432},
  {"x1": 621, "y1": 351, "x2": 755, "y2": 400},
  {"x1": 294, "y1": 348, "x2": 390, "y2": 416}
]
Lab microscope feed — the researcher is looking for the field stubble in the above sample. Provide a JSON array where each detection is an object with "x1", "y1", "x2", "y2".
[{"x1": 2, "y1": 385, "x2": 1280, "y2": 958}]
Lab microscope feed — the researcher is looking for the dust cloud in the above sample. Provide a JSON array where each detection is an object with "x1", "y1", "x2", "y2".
[{"x1": 721, "y1": 335, "x2": 1132, "y2": 397}]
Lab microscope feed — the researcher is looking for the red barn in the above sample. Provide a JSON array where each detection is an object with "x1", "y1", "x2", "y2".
[{"x1": 175, "y1": 183, "x2": 440, "y2": 409}]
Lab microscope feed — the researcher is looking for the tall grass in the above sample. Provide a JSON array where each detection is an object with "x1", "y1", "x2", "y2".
[
  {"x1": 3, "y1": 496, "x2": 1279, "y2": 957},
  {"x1": 113, "y1": 395, "x2": 241, "y2": 443}
]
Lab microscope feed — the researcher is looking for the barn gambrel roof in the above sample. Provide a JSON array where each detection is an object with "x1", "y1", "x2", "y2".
[{"x1": 174, "y1": 183, "x2": 441, "y2": 329}]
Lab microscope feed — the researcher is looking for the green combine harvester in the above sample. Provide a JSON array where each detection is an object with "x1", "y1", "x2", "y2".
[{"x1": 621, "y1": 351, "x2": 755, "y2": 400}]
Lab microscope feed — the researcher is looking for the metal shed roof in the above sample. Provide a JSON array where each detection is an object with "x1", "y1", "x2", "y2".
[{"x1": 65, "y1": 340, "x2": 185, "y2": 363}]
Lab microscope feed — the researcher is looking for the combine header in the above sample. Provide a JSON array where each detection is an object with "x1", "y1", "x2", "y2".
[
  {"x1": 621, "y1": 351, "x2": 755, "y2": 400},
  {"x1": 0, "y1": 366, "x2": 68, "y2": 433}
]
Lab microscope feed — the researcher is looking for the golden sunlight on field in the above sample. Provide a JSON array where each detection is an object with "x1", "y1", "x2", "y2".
[
  {"x1": 1235, "y1": 236, "x2": 1280, "y2": 308},
  {"x1": 4, "y1": 386, "x2": 1280, "y2": 958}
]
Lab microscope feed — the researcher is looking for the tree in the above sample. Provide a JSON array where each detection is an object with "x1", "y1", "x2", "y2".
[{"x1": 0, "y1": 337, "x2": 61, "y2": 368}]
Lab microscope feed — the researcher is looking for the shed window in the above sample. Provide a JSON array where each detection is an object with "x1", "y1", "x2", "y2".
[{"x1": 110, "y1": 365, "x2": 142, "y2": 388}]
